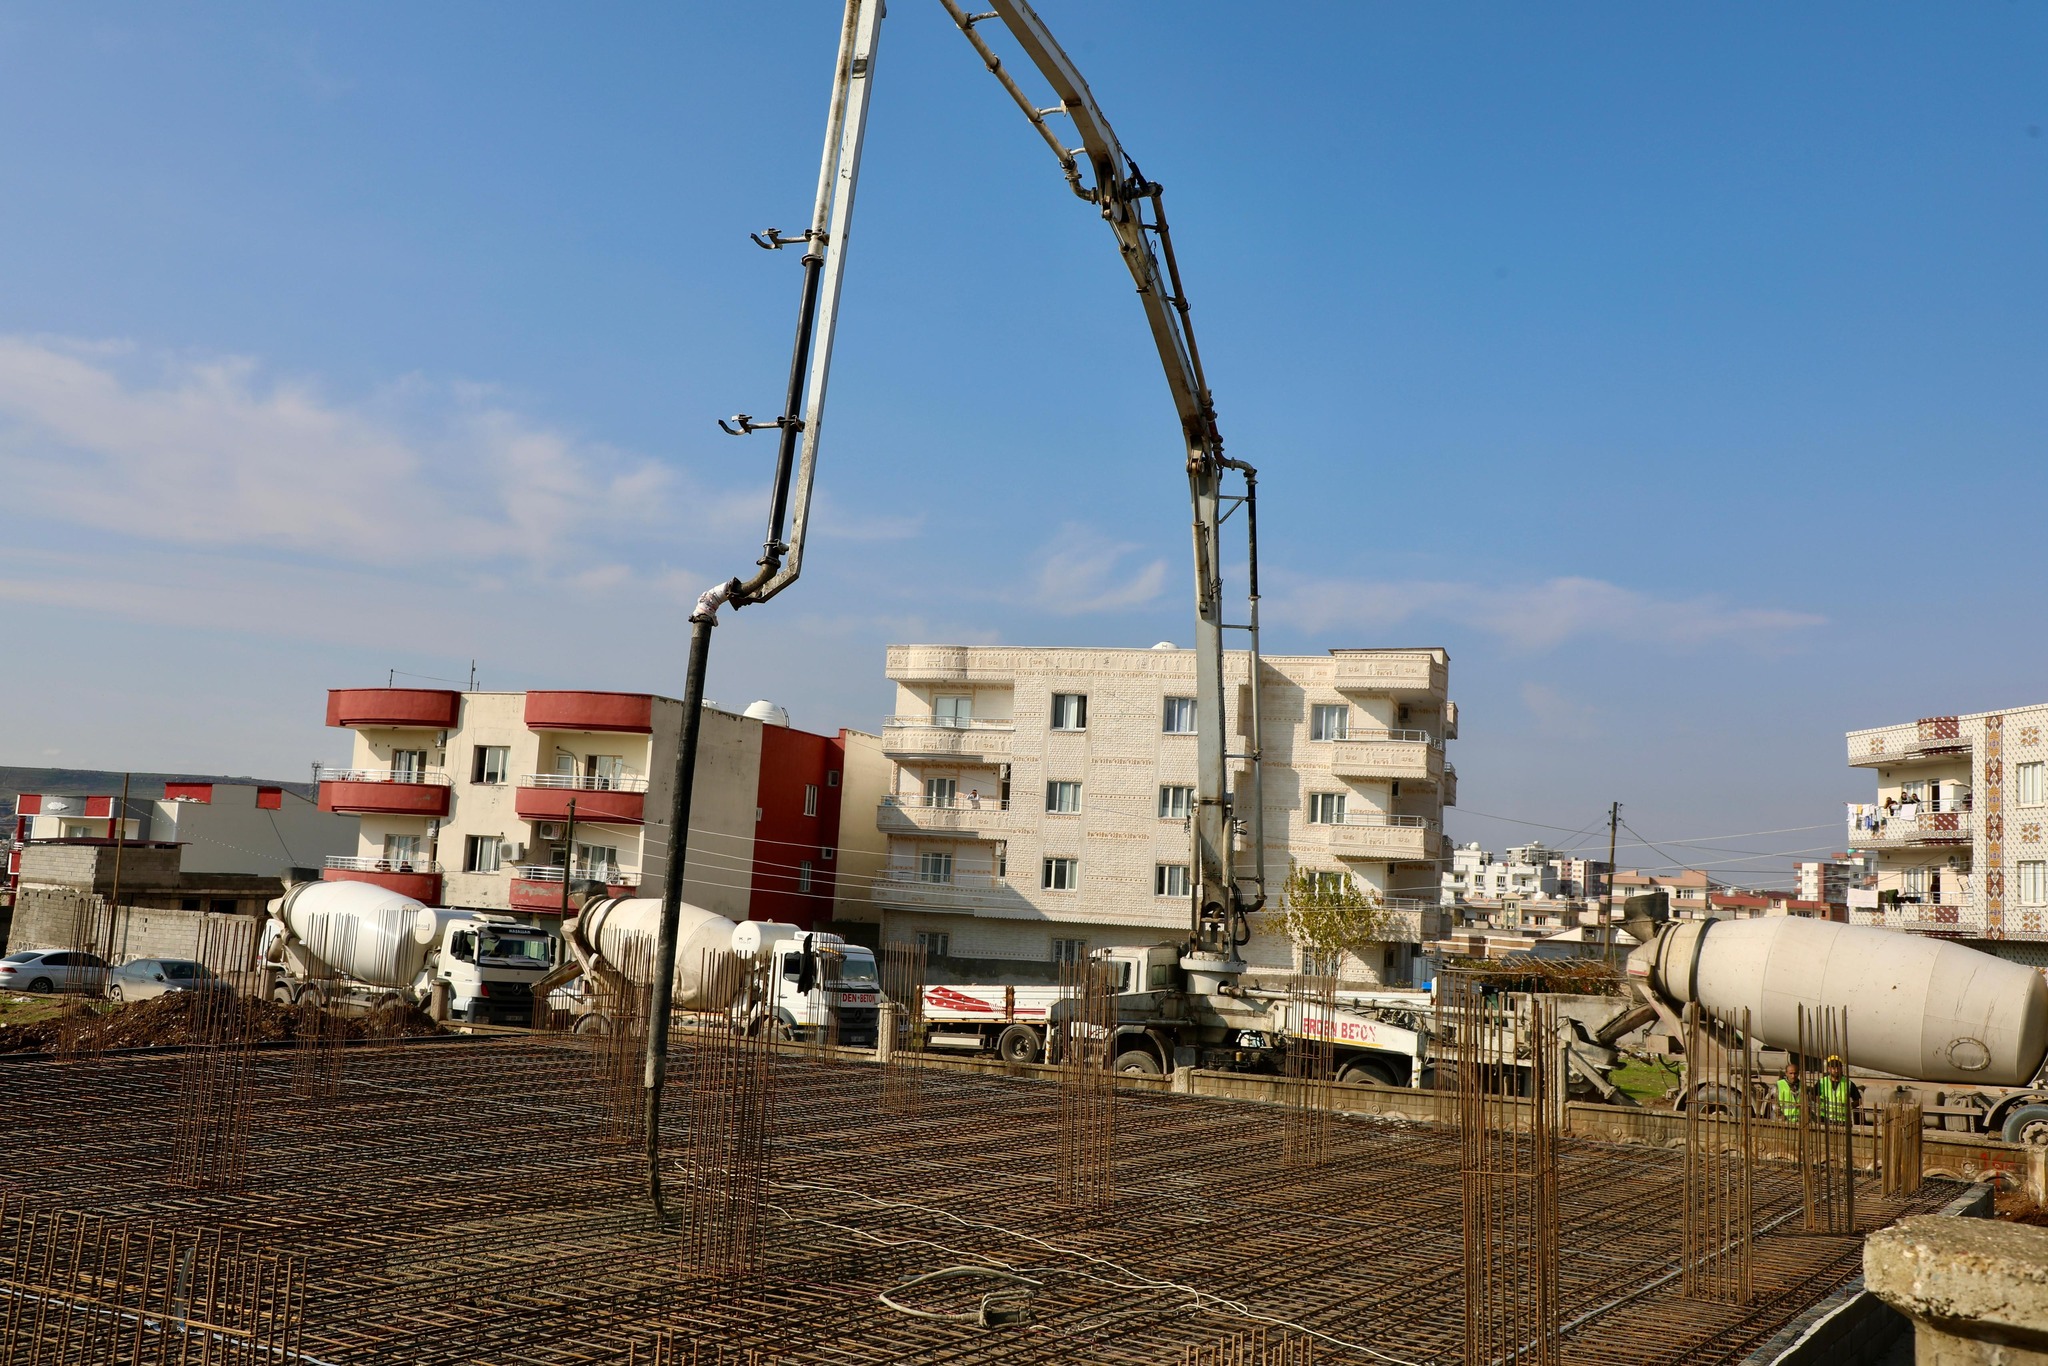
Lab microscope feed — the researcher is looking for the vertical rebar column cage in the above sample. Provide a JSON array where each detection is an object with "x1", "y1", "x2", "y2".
[
  {"x1": 808, "y1": 942, "x2": 843, "y2": 1060},
  {"x1": 678, "y1": 949, "x2": 779, "y2": 1280},
  {"x1": 1283, "y1": 967, "x2": 1338, "y2": 1169},
  {"x1": 1879, "y1": 1088, "x2": 1923, "y2": 1197},
  {"x1": 169, "y1": 917, "x2": 265, "y2": 1192},
  {"x1": 290, "y1": 911, "x2": 353, "y2": 1103},
  {"x1": 1795, "y1": 1005, "x2": 1855, "y2": 1233},
  {"x1": 593, "y1": 934, "x2": 656, "y2": 1149},
  {"x1": 1448, "y1": 973, "x2": 1560, "y2": 1366},
  {"x1": 878, "y1": 942, "x2": 927, "y2": 1114},
  {"x1": 1057, "y1": 957, "x2": 1117, "y2": 1211},
  {"x1": 1680, "y1": 1004, "x2": 1755, "y2": 1305},
  {"x1": 1182, "y1": 1326, "x2": 1320, "y2": 1365}
]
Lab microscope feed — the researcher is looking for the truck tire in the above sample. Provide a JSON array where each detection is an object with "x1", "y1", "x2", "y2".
[
  {"x1": 1114, "y1": 1049, "x2": 1163, "y2": 1076},
  {"x1": 1338, "y1": 1061, "x2": 1398, "y2": 1088},
  {"x1": 996, "y1": 1025, "x2": 1043, "y2": 1064},
  {"x1": 271, "y1": 982, "x2": 296, "y2": 1005},
  {"x1": 574, "y1": 1013, "x2": 613, "y2": 1036},
  {"x1": 2001, "y1": 1102, "x2": 2048, "y2": 1146}
]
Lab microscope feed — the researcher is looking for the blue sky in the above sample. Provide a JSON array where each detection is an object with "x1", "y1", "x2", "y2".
[{"x1": 1, "y1": 5, "x2": 2042, "y2": 886}]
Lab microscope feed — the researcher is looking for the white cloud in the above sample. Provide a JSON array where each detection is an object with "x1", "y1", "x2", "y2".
[
  {"x1": 1268, "y1": 572, "x2": 1823, "y2": 651},
  {"x1": 1019, "y1": 523, "x2": 1169, "y2": 616},
  {"x1": 0, "y1": 335, "x2": 720, "y2": 570},
  {"x1": 1520, "y1": 682, "x2": 1599, "y2": 740}
]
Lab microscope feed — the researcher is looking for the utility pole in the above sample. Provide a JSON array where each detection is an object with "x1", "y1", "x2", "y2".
[
  {"x1": 107, "y1": 772, "x2": 131, "y2": 964},
  {"x1": 1604, "y1": 801, "x2": 1621, "y2": 965}
]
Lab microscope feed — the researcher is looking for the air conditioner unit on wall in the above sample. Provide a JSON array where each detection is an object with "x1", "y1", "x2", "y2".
[
  {"x1": 499, "y1": 842, "x2": 526, "y2": 863},
  {"x1": 537, "y1": 822, "x2": 565, "y2": 840}
]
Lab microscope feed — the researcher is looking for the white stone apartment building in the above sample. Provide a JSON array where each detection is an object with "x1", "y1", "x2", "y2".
[
  {"x1": 1793, "y1": 853, "x2": 1874, "y2": 906},
  {"x1": 851, "y1": 644, "x2": 1455, "y2": 984},
  {"x1": 318, "y1": 687, "x2": 876, "y2": 927},
  {"x1": 1845, "y1": 704, "x2": 2048, "y2": 961}
]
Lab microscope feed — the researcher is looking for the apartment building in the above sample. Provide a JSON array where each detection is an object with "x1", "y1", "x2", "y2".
[
  {"x1": 1845, "y1": 704, "x2": 2048, "y2": 958},
  {"x1": 851, "y1": 644, "x2": 1455, "y2": 985},
  {"x1": 318, "y1": 687, "x2": 869, "y2": 928},
  {"x1": 1793, "y1": 853, "x2": 1873, "y2": 907},
  {"x1": 6, "y1": 781, "x2": 356, "y2": 907}
]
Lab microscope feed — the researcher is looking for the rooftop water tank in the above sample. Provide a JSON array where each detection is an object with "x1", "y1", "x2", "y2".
[{"x1": 743, "y1": 700, "x2": 790, "y2": 727}]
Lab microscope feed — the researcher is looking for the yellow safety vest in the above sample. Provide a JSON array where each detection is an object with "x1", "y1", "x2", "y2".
[
  {"x1": 1776, "y1": 1077, "x2": 1801, "y2": 1120},
  {"x1": 1817, "y1": 1076, "x2": 1851, "y2": 1124}
]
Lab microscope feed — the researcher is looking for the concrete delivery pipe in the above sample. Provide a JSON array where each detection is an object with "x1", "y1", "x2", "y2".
[
  {"x1": 574, "y1": 897, "x2": 740, "y2": 1010},
  {"x1": 1648, "y1": 917, "x2": 2048, "y2": 1086},
  {"x1": 272, "y1": 880, "x2": 439, "y2": 989}
]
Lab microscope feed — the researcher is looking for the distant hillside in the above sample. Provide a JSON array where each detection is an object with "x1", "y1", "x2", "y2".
[{"x1": 0, "y1": 766, "x2": 317, "y2": 818}]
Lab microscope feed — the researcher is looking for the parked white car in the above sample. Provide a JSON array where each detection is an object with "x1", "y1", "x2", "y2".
[
  {"x1": 0, "y1": 950, "x2": 109, "y2": 995},
  {"x1": 107, "y1": 958, "x2": 219, "y2": 1002}
]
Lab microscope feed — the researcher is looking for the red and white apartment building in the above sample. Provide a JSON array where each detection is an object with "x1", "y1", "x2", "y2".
[{"x1": 317, "y1": 687, "x2": 872, "y2": 928}]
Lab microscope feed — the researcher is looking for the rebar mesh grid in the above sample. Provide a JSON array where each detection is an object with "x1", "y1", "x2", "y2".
[
  {"x1": 167, "y1": 917, "x2": 266, "y2": 1192},
  {"x1": 0, "y1": 1188, "x2": 305, "y2": 1364},
  {"x1": 1445, "y1": 974, "x2": 1560, "y2": 1366},
  {"x1": 1182, "y1": 1327, "x2": 1320, "y2": 1365},
  {"x1": 1679, "y1": 1006, "x2": 1753, "y2": 1305},
  {"x1": 1794, "y1": 1006, "x2": 1856, "y2": 1233},
  {"x1": 1056, "y1": 957, "x2": 1117, "y2": 1211},
  {"x1": 0, "y1": 1029, "x2": 1972, "y2": 1366},
  {"x1": 628, "y1": 1330, "x2": 783, "y2": 1366}
]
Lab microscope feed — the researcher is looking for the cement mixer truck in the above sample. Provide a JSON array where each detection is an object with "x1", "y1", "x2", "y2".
[
  {"x1": 262, "y1": 880, "x2": 559, "y2": 1025},
  {"x1": 1625, "y1": 909, "x2": 2048, "y2": 1144},
  {"x1": 540, "y1": 896, "x2": 881, "y2": 1047}
]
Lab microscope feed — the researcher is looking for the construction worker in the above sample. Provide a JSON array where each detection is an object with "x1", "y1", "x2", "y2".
[
  {"x1": 1816, "y1": 1054, "x2": 1860, "y2": 1125},
  {"x1": 1775, "y1": 1059, "x2": 1802, "y2": 1121}
]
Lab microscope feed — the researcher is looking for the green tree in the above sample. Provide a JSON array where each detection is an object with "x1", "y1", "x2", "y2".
[{"x1": 1278, "y1": 866, "x2": 1391, "y2": 972}]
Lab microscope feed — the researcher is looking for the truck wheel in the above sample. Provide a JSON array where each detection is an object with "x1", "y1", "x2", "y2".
[
  {"x1": 2001, "y1": 1102, "x2": 2048, "y2": 1146},
  {"x1": 1687, "y1": 1084, "x2": 1745, "y2": 1117},
  {"x1": 1338, "y1": 1061, "x2": 1397, "y2": 1088},
  {"x1": 574, "y1": 1014, "x2": 613, "y2": 1036},
  {"x1": 1114, "y1": 1049, "x2": 1163, "y2": 1076},
  {"x1": 271, "y1": 982, "x2": 296, "y2": 1005},
  {"x1": 996, "y1": 1025, "x2": 1043, "y2": 1064}
]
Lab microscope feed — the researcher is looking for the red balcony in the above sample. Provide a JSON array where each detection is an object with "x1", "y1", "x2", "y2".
[
  {"x1": 323, "y1": 857, "x2": 442, "y2": 904},
  {"x1": 525, "y1": 690, "x2": 655, "y2": 735},
  {"x1": 509, "y1": 865, "x2": 639, "y2": 913},
  {"x1": 317, "y1": 768, "x2": 452, "y2": 818},
  {"x1": 515, "y1": 775, "x2": 646, "y2": 826},
  {"x1": 326, "y1": 688, "x2": 462, "y2": 730}
]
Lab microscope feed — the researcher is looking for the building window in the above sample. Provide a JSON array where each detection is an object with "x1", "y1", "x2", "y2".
[
  {"x1": 464, "y1": 835, "x2": 501, "y2": 874},
  {"x1": 1310, "y1": 870, "x2": 1349, "y2": 896},
  {"x1": 1159, "y1": 785, "x2": 1194, "y2": 819},
  {"x1": 1307, "y1": 793, "x2": 1348, "y2": 825},
  {"x1": 1300, "y1": 947, "x2": 1342, "y2": 977},
  {"x1": 392, "y1": 749, "x2": 429, "y2": 780},
  {"x1": 471, "y1": 746, "x2": 509, "y2": 785},
  {"x1": 804, "y1": 784, "x2": 819, "y2": 816},
  {"x1": 1042, "y1": 857, "x2": 1078, "y2": 890},
  {"x1": 1155, "y1": 864, "x2": 1190, "y2": 897},
  {"x1": 2021, "y1": 861, "x2": 2048, "y2": 907},
  {"x1": 576, "y1": 843, "x2": 620, "y2": 880},
  {"x1": 1310, "y1": 704, "x2": 1350, "y2": 741},
  {"x1": 1902, "y1": 867, "x2": 1926, "y2": 898},
  {"x1": 798, "y1": 861, "x2": 814, "y2": 893},
  {"x1": 383, "y1": 834, "x2": 423, "y2": 867},
  {"x1": 934, "y1": 695, "x2": 973, "y2": 727},
  {"x1": 1050, "y1": 693, "x2": 1088, "y2": 731},
  {"x1": 1046, "y1": 781, "x2": 1082, "y2": 814},
  {"x1": 917, "y1": 852, "x2": 953, "y2": 884},
  {"x1": 916, "y1": 931, "x2": 950, "y2": 959},
  {"x1": 2019, "y1": 763, "x2": 2046, "y2": 808},
  {"x1": 826, "y1": 770, "x2": 840, "y2": 787},
  {"x1": 180, "y1": 897, "x2": 201, "y2": 912},
  {"x1": 1162, "y1": 696, "x2": 1196, "y2": 734},
  {"x1": 924, "y1": 777, "x2": 957, "y2": 808},
  {"x1": 1051, "y1": 937, "x2": 1088, "y2": 964},
  {"x1": 821, "y1": 846, "x2": 835, "y2": 861}
]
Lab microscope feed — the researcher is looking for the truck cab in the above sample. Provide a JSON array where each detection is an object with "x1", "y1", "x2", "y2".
[
  {"x1": 437, "y1": 913, "x2": 558, "y2": 1025},
  {"x1": 763, "y1": 930, "x2": 881, "y2": 1048}
]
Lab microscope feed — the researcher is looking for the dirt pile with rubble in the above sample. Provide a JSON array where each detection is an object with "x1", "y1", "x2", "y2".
[{"x1": 0, "y1": 991, "x2": 443, "y2": 1055}]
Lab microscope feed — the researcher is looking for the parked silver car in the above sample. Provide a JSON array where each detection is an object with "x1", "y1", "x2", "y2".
[
  {"x1": 0, "y1": 949, "x2": 109, "y2": 994},
  {"x1": 107, "y1": 958, "x2": 218, "y2": 1002}
]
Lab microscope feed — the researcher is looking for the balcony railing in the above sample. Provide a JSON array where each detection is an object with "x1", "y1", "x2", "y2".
[
  {"x1": 514, "y1": 863, "x2": 638, "y2": 887},
  {"x1": 880, "y1": 717, "x2": 1015, "y2": 760},
  {"x1": 882, "y1": 716, "x2": 1016, "y2": 732},
  {"x1": 1320, "y1": 813, "x2": 1439, "y2": 862},
  {"x1": 1847, "y1": 804, "x2": 1974, "y2": 847},
  {"x1": 315, "y1": 766, "x2": 450, "y2": 785},
  {"x1": 326, "y1": 854, "x2": 444, "y2": 874},
  {"x1": 521, "y1": 772, "x2": 650, "y2": 793},
  {"x1": 1315, "y1": 728, "x2": 1434, "y2": 746},
  {"x1": 883, "y1": 795, "x2": 1011, "y2": 811}
]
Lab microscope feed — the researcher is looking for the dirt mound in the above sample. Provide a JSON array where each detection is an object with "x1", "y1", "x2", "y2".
[{"x1": 0, "y1": 990, "x2": 447, "y2": 1055}]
